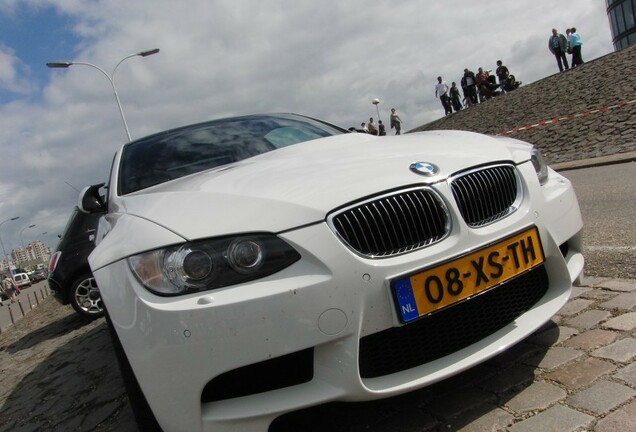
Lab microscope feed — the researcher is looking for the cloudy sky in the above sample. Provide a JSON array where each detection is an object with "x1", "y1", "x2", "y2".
[{"x1": 0, "y1": 0, "x2": 614, "y2": 256}]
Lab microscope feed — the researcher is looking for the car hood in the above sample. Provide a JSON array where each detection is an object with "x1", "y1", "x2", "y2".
[{"x1": 113, "y1": 130, "x2": 532, "y2": 240}]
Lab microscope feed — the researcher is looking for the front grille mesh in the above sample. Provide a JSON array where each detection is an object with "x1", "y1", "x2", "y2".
[
  {"x1": 359, "y1": 265, "x2": 549, "y2": 378},
  {"x1": 450, "y1": 164, "x2": 520, "y2": 227},
  {"x1": 329, "y1": 188, "x2": 448, "y2": 258}
]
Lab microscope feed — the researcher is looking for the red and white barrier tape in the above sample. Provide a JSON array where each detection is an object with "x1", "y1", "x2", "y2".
[{"x1": 498, "y1": 99, "x2": 636, "y2": 135}]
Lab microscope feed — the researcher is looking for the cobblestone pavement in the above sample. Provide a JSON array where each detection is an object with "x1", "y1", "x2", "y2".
[{"x1": 1, "y1": 277, "x2": 636, "y2": 431}]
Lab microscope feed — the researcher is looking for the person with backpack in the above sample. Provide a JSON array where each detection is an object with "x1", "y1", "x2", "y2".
[{"x1": 1, "y1": 274, "x2": 18, "y2": 304}]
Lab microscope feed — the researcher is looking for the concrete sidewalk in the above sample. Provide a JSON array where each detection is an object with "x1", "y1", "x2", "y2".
[{"x1": 0, "y1": 281, "x2": 52, "y2": 333}]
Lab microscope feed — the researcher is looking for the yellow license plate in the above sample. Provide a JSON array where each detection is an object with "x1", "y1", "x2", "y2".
[{"x1": 392, "y1": 226, "x2": 544, "y2": 323}]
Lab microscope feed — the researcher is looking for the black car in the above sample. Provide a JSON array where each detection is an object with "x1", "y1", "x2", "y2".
[{"x1": 48, "y1": 205, "x2": 105, "y2": 319}]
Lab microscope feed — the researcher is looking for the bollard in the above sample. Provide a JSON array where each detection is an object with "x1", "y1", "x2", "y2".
[
  {"x1": 8, "y1": 304, "x2": 15, "y2": 324},
  {"x1": 27, "y1": 293, "x2": 33, "y2": 310},
  {"x1": 18, "y1": 299, "x2": 25, "y2": 317},
  {"x1": 34, "y1": 290, "x2": 40, "y2": 305}
]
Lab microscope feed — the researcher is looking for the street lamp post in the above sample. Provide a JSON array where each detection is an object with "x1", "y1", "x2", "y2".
[
  {"x1": 0, "y1": 216, "x2": 19, "y2": 273},
  {"x1": 47, "y1": 48, "x2": 160, "y2": 142},
  {"x1": 372, "y1": 98, "x2": 381, "y2": 124}
]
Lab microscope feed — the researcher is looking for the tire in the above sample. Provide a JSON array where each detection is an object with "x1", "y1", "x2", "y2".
[
  {"x1": 105, "y1": 310, "x2": 164, "y2": 432},
  {"x1": 70, "y1": 273, "x2": 105, "y2": 319}
]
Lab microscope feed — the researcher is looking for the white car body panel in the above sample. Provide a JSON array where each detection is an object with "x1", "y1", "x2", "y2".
[{"x1": 90, "y1": 120, "x2": 584, "y2": 432}]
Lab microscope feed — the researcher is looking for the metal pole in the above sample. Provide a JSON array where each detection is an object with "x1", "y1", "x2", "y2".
[
  {"x1": 0, "y1": 217, "x2": 19, "y2": 273},
  {"x1": 47, "y1": 48, "x2": 160, "y2": 142}
]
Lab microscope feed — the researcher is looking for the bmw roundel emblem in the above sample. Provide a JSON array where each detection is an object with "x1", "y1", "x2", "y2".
[{"x1": 410, "y1": 162, "x2": 439, "y2": 176}]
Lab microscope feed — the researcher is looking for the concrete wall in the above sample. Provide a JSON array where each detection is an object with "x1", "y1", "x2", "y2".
[{"x1": 411, "y1": 45, "x2": 636, "y2": 165}]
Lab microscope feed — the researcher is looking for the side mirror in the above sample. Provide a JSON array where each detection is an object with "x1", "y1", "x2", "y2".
[{"x1": 79, "y1": 183, "x2": 106, "y2": 213}]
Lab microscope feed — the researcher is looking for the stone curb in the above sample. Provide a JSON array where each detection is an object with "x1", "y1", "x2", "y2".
[{"x1": 551, "y1": 150, "x2": 636, "y2": 171}]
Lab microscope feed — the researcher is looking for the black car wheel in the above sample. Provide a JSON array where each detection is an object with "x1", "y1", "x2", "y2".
[
  {"x1": 105, "y1": 310, "x2": 164, "y2": 432},
  {"x1": 70, "y1": 273, "x2": 104, "y2": 319}
]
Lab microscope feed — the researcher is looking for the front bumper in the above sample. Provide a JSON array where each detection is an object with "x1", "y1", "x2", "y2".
[{"x1": 96, "y1": 170, "x2": 584, "y2": 432}]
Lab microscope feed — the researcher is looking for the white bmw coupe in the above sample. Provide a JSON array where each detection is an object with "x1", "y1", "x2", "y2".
[{"x1": 81, "y1": 113, "x2": 584, "y2": 432}]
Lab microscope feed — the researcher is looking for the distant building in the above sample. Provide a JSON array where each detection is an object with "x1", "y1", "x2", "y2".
[
  {"x1": 10, "y1": 241, "x2": 51, "y2": 270},
  {"x1": 607, "y1": 0, "x2": 636, "y2": 50}
]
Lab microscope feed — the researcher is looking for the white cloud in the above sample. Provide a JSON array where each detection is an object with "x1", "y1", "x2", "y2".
[
  {"x1": 0, "y1": 0, "x2": 616, "y2": 252},
  {"x1": 0, "y1": 44, "x2": 35, "y2": 94}
]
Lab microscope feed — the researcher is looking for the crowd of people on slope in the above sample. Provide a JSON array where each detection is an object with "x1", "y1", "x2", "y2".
[
  {"x1": 352, "y1": 107, "x2": 404, "y2": 136},
  {"x1": 548, "y1": 27, "x2": 585, "y2": 72},
  {"x1": 435, "y1": 59, "x2": 522, "y2": 116},
  {"x1": 357, "y1": 26, "x2": 586, "y2": 126},
  {"x1": 434, "y1": 26, "x2": 584, "y2": 116}
]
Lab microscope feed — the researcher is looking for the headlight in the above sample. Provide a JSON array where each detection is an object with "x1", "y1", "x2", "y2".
[
  {"x1": 128, "y1": 234, "x2": 300, "y2": 296},
  {"x1": 531, "y1": 147, "x2": 549, "y2": 185}
]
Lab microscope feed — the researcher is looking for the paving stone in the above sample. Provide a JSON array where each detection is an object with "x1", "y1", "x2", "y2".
[
  {"x1": 443, "y1": 404, "x2": 514, "y2": 432},
  {"x1": 505, "y1": 381, "x2": 566, "y2": 413},
  {"x1": 600, "y1": 292, "x2": 636, "y2": 310},
  {"x1": 564, "y1": 309, "x2": 612, "y2": 329},
  {"x1": 507, "y1": 404, "x2": 594, "y2": 432},
  {"x1": 577, "y1": 276, "x2": 611, "y2": 288},
  {"x1": 486, "y1": 342, "x2": 544, "y2": 367},
  {"x1": 478, "y1": 364, "x2": 537, "y2": 395},
  {"x1": 603, "y1": 312, "x2": 636, "y2": 331},
  {"x1": 367, "y1": 407, "x2": 439, "y2": 432},
  {"x1": 613, "y1": 362, "x2": 636, "y2": 386},
  {"x1": 569, "y1": 286, "x2": 592, "y2": 298},
  {"x1": 595, "y1": 279, "x2": 636, "y2": 292},
  {"x1": 595, "y1": 400, "x2": 636, "y2": 432},
  {"x1": 527, "y1": 323, "x2": 578, "y2": 347},
  {"x1": 544, "y1": 357, "x2": 617, "y2": 389},
  {"x1": 562, "y1": 329, "x2": 619, "y2": 351},
  {"x1": 580, "y1": 289, "x2": 618, "y2": 301},
  {"x1": 523, "y1": 346, "x2": 583, "y2": 370},
  {"x1": 566, "y1": 379, "x2": 636, "y2": 414},
  {"x1": 428, "y1": 387, "x2": 496, "y2": 419},
  {"x1": 592, "y1": 338, "x2": 636, "y2": 363},
  {"x1": 558, "y1": 298, "x2": 594, "y2": 316}
]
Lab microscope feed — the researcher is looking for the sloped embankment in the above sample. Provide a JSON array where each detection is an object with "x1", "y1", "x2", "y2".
[{"x1": 412, "y1": 45, "x2": 636, "y2": 165}]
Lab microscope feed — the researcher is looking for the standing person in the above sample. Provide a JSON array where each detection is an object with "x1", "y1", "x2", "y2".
[
  {"x1": 548, "y1": 28, "x2": 569, "y2": 72},
  {"x1": 476, "y1": 67, "x2": 496, "y2": 100},
  {"x1": 569, "y1": 27, "x2": 584, "y2": 67},
  {"x1": 378, "y1": 120, "x2": 386, "y2": 136},
  {"x1": 360, "y1": 122, "x2": 368, "y2": 133},
  {"x1": 2, "y1": 275, "x2": 18, "y2": 304},
  {"x1": 461, "y1": 68, "x2": 478, "y2": 105},
  {"x1": 390, "y1": 108, "x2": 403, "y2": 135},
  {"x1": 367, "y1": 117, "x2": 378, "y2": 135},
  {"x1": 495, "y1": 60, "x2": 510, "y2": 92},
  {"x1": 435, "y1": 76, "x2": 452, "y2": 115},
  {"x1": 449, "y1": 82, "x2": 463, "y2": 112}
]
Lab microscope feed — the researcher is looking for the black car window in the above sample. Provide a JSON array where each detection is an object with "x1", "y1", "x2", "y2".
[{"x1": 118, "y1": 114, "x2": 345, "y2": 195}]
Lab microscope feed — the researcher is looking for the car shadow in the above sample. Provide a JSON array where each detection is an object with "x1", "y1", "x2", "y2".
[
  {"x1": 271, "y1": 320, "x2": 559, "y2": 432},
  {"x1": 1, "y1": 312, "x2": 91, "y2": 354},
  {"x1": 0, "y1": 317, "x2": 137, "y2": 432},
  {"x1": 0, "y1": 310, "x2": 558, "y2": 432}
]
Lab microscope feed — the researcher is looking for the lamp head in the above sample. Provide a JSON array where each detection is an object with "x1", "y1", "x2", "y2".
[{"x1": 46, "y1": 62, "x2": 72, "y2": 68}]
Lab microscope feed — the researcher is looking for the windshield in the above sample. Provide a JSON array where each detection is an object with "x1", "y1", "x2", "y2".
[{"x1": 118, "y1": 114, "x2": 346, "y2": 195}]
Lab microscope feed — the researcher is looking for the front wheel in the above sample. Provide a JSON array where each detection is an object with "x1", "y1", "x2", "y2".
[{"x1": 70, "y1": 273, "x2": 104, "y2": 319}]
